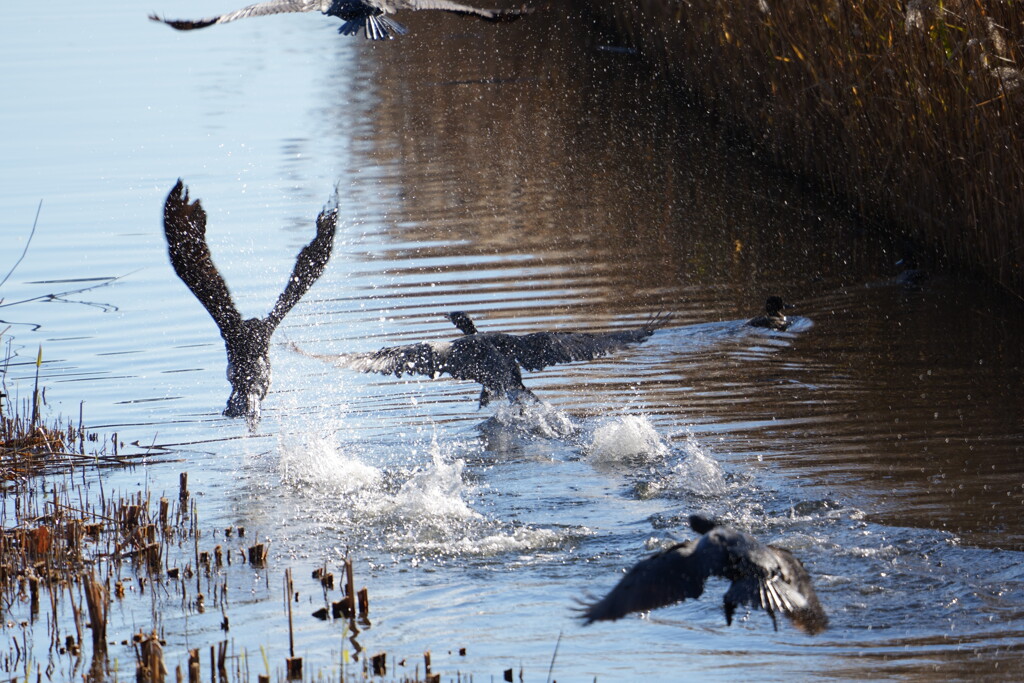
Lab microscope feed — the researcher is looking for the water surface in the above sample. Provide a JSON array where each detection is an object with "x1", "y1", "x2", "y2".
[{"x1": 2, "y1": 2, "x2": 1024, "y2": 680}]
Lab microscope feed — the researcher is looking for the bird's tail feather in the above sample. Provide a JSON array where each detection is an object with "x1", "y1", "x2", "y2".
[
  {"x1": 337, "y1": 19, "x2": 361, "y2": 36},
  {"x1": 339, "y1": 15, "x2": 407, "y2": 39},
  {"x1": 643, "y1": 311, "x2": 674, "y2": 333}
]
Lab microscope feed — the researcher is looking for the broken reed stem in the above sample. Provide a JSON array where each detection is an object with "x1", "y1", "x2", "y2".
[
  {"x1": 546, "y1": 631, "x2": 563, "y2": 683},
  {"x1": 344, "y1": 557, "x2": 356, "y2": 619},
  {"x1": 82, "y1": 571, "x2": 108, "y2": 661},
  {"x1": 188, "y1": 648, "x2": 200, "y2": 683},
  {"x1": 371, "y1": 652, "x2": 386, "y2": 676},
  {"x1": 30, "y1": 345, "x2": 41, "y2": 428},
  {"x1": 135, "y1": 630, "x2": 167, "y2": 683},
  {"x1": 285, "y1": 568, "x2": 295, "y2": 658},
  {"x1": 357, "y1": 587, "x2": 369, "y2": 620},
  {"x1": 284, "y1": 567, "x2": 303, "y2": 680},
  {"x1": 217, "y1": 640, "x2": 228, "y2": 682}
]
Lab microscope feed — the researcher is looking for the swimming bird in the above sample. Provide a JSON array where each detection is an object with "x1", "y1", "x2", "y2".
[
  {"x1": 580, "y1": 515, "x2": 828, "y2": 634},
  {"x1": 746, "y1": 295, "x2": 794, "y2": 331},
  {"x1": 162, "y1": 180, "x2": 337, "y2": 422},
  {"x1": 290, "y1": 311, "x2": 670, "y2": 407},
  {"x1": 149, "y1": 0, "x2": 530, "y2": 40}
]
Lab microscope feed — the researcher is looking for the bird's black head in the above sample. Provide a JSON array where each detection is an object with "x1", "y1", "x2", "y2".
[
  {"x1": 765, "y1": 296, "x2": 793, "y2": 316},
  {"x1": 688, "y1": 515, "x2": 719, "y2": 535},
  {"x1": 447, "y1": 311, "x2": 478, "y2": 336}
]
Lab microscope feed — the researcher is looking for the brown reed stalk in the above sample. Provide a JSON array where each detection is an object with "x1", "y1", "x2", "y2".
[
  {"x1": 135, "y1": 630, "x2": 168, "y2": 683},
  {"x1": 30, "y1": 346, "x2": 41, "y2": 428},
  {"x1": 82, "y1": 571, "x2": 108, "y2": 660}
]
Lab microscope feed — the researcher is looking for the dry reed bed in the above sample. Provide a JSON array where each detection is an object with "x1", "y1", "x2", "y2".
[
  {"x1": 0, "y1": 412, "x2": 152, "y2": 484},
  {"x1": 0, "y1": 471, "x2": 394, "y2": 682},
  {"x1": 0, "y1": 417, "x2": 434, "y2": 682},
  {"x1": 0, "y1": 372, "x2": 447, "y2": 681},
  {"x1": 578, "y1": 0, "x2": 1023, "y2": 296}
]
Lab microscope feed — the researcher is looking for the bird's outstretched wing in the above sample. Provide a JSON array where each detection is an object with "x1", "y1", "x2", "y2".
[
  {"x1": 721, "y1": 545, "x2": 829, "y2": 635},
  {"x1": 289, "y1": 341, "x2": 449, "y2": 379},
  {"x1": 150, "y1": 0, "x2": 325, "y2": 30},
  {"x1": 579, "y1": 540, "x2": 712, "y2": 623},
  {"x1": 163, "y1": 180, "x2": 243, "y2": 336},
  {"x1": 289, "y1": 337, "x2": 521, "y2": 393},
  {"x1": 393, "y1": 0, "x2": 531, "y2": 21},
  {"x1": 502, "y1": 312, "x2": 671, "y2": 372},
  {"x1": 266, "y1": 203, "x2": 338, "y2": 331}
]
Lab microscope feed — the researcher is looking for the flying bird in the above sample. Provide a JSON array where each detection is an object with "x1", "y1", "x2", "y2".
[
  {"x1": 162, "y1": 180, "x2": 337, "y2": 422},
  {"x1": 746, "y1": 295, "x2": 794, "y2": 331},
  {"x1": 580, "y1": 515, "x2": 828, "y2": 634},
  {"x1": 150, "y1": 0, "x2": 530, "y2": 40},
  {"x1": 290, "y1": 310, "x2": 670, "y2": 407}
]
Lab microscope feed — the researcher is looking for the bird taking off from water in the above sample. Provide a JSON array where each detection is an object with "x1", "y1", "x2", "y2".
[
  {"x1": 746, "y1": 295, "x2": 794, "y2": 331},
  {"x1": 162, "y1": 180, "x2": 337, "y2": 423},
  {"x1": 290, "y1": 311, "x2": 671, "y2": 407},
  {"x1": 580, "y1": 515, "x2": 828, "y2": 634},
  {"x1": 150, "y1": 0, "x2": 530, "y2": 40}
]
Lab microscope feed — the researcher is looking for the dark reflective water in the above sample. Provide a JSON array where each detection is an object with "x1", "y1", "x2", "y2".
[{"x1": 2, "y1": 2, "x2": 1024, "y2": 680}]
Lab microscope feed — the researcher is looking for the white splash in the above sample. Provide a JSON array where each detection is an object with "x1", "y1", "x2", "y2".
[
  {"x1": 664, "y1": 433, "x2": 729, "y2": 497},
  {"x1": 490, "y1": 399, "x2": 576, "y2": 439},
  {"x1": 388, "y1": 450, "x2": 480, "y2": 522},
  {"x1": 275, "y1": 430, "x2": 578, "y2": 560},
  {"x1": 408, "y1": 526, "x2": 567, "y2": 557},
  {"x1": 278, "y1": 430, "x2": 383, "y2": 495},
  {"x1": 584, "y1": 414, "x2": 671, "y2": 464}
]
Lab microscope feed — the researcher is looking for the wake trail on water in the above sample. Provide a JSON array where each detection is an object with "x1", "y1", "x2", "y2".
[{"x1": 272, "y1": 423, "x2": 582, "y2": 561}]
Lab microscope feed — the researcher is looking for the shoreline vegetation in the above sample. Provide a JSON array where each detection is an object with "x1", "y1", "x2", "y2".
[
  {"x1": 0, "y1": 343, "x2": 467, "y2": 682},
  {"x1": 576, "y1": 0, "x2": 1023, "y2": 299}
]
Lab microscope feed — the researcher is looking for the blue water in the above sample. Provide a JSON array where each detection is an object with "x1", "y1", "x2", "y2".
[{"x1": 3, "y1": 2, "x2": 1024, "y2": 681}]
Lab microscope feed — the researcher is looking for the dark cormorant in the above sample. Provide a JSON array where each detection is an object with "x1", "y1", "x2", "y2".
[
  {"x1": 149, "y1": 0, "x2": 530, "y2": 40},
  {"x1": 746, "y1": 296, "x2": 794, "y2": 331},
  {"x1": 290, "y1": 311, "x2": 670, "y2": 407},
  {"x1": 580, "y1": 515, "x2": 828, "y2": 634},
  {"x1": 162, "y1": 180, "x2": 337, "y2": 421}
]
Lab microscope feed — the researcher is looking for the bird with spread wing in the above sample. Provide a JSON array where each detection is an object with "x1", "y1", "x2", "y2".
[
  {"x1": 162, "y1": 180, "x2": 337, "y2": 422},
  {"x1": 150, "y1": 0, "x2": 530, "y2": 40},
  {"x1": 290, "y1": 310, "x2": 670, "y2": 407},
  {"x1": 580, "y1": 515, "x2": 828, "y2": 634}
]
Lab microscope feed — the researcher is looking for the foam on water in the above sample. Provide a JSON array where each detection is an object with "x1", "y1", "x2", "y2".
[
  {"x1": 278, "y1": 429, "x2": 384, "y2": 495},
  {"x1": 274, "y1": 429, "x2": 578, "y2": 560},
  {"x1": 277, "y1": 426, "x2": 478, "y2": 521},
  {"x1": 386, "y1": 450, "x2": 480, "y2": 523},
  {"x1": 662, "y1": 433, "x2": 730, "y2": 497},
  {"x1": 407, "y1": 526, "x2": 571, "y2": 558},
  {"x1": 487, "y1": 399, "x2": 576, "y2": 439},
  {"x1": 626, "y1": 430, "x2": 736, "y2": 503},
  {"x1": 583, "y1": 414, "x2": 671, "y2": 464}
]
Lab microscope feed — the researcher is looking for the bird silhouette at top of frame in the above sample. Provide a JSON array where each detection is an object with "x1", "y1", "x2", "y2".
[{"x1": 150, "y1": 0, "x2": 531, "y2": 41}]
